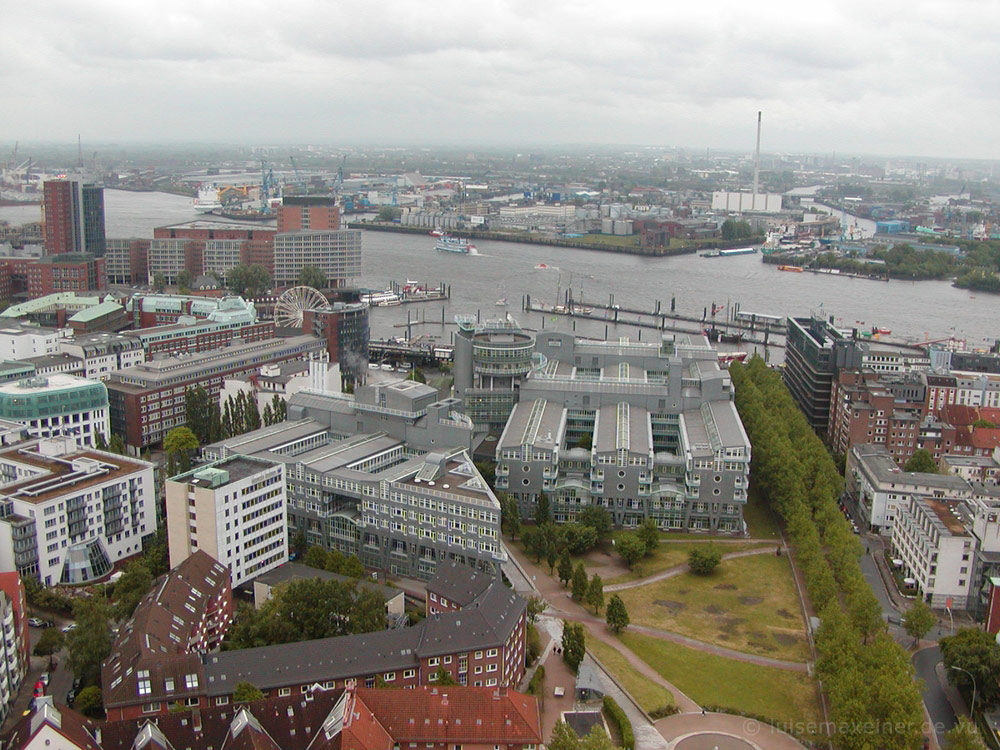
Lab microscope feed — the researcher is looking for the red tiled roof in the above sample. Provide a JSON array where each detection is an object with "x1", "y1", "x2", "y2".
[
  {"x1": 356, "y1": 687, "x2": 541, "y2": 745},
  {"x1": 2, "y1": 702, "x2": 101, "y2": 750},
  {"x1": 972, "y1": 428, "x2": 1000, "y2": 450},
  {"x1": 342, "y1": 692, "x2": 393, "y2": 750}
]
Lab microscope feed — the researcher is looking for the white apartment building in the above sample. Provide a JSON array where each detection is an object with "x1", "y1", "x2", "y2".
[
  {"x1": 166, "y1": 456, "x2": 287, "y2": 587},
  {"x1": 0, "y1": 437, "x2": 156, "y2": 585},
  {"x1": 273, "y1": 230, "x2": 362, "y2": 287},
  {"x1": 202, "y1": 240, "x2": 244, "y2": 283},
  {"x1": 927, "y1": 371, "x2": 1000, "y2": 414},
  {"x1": 0, "y1": 325, "x2": 67, "y2": 361},
  {"x1": 846, "y1": 444, "x2": 972, "y2": 534},
  {"x1": 59, "y1": 332, "x2": 146, "y2": 381},
  {"x1": 892, "y1": 495, "x2": 977, "y2": 609},
  {"x1": 0, "y1": 374, "x2": 110, "y2": 448}
]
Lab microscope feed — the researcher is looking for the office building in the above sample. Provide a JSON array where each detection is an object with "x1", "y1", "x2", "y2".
[
  {"x1": 123, "y1": 296, "x2": 273, "y2": 356},
  {"x1": 0, "y1": 437, "x2": 155, "y2": 585},
  {"x1": 784, "y1": 316, "x2": 868, "y2": 433},
  {"x1": 453, "y1": 320, "x2": 751, "y2": 532},
  {"x1": 0, "y1": 374, "x2": 109, "y2": 447},
  {"x1": 166, "y1": 457, "x2": 287, "y2": 588},
  {"x1": 59, "y1": 332, "x2": 146, "y2": 381},
  {"x1": 0, "y1": 323, "x2": 67, "y2": 360},
  {"x1": 102, "y1": 550, "x2": 233, "y2": 721},
  {"x1": 106, "y1": 335, "x2": 326, "y2": 449},
  {"x1": 104, "y1": 238, "x2": 149, "y2": 285},
  {"x1": 277, "y1": 195, "x2": 341, "y2": 233},
  {"x1": 42, "y1": 179, "x2": 106, "y2": 256},
  {"x1": 273, "y1": 230, "x2": 362, "y2": 288},
  {"x1": 303, "y1": 302, "x2": 370, "y2": 385},
  {"x1": 125, "y1": 293, "x2": 252, "y2": 328}
]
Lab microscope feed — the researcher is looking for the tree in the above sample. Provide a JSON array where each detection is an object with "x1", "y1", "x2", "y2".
[
  {"x1": 561, "y1": 524, "x2": 598, "y2": 554},
  {"x1": 163, "y1": 426, "x2": 199, "y2": 474},
  {"x1": 262, "y1": 402, "x2": 274, "y2": 427},
  {"x1": 33, "y1": 628, "x2": 65, "y2": 657},
  {"x1": 548, "y1": 721, "x2": 580, "y2": 750},
  {"x1": 576, "y1": 432, "x2": 593, "y2": 450},
  {"x1": 904, "y1": 449, "x2": 939, "y2": 474},
  {"x1": 297, "y1": 265, "x2": 328, "y2": 290},
  {"x1": 946, "y1": 716, "x2": 987, "y2": 750},
  {"x1": 377, "y1": 206, "x2": 400, "y2": 222},
  {"x1": 586, "y1": 574, "x2": 604, "y2": 613},
  {"x1": 688, "y1": 544, "x2": 723, "y2": 575},
  {"x1": 501, "y1": 495, "x2": 521, "y2": 540},
  {"x1": 152, "y1": 273, "x2": 166, "y2": 293},
  {"x1": 637, "y1": 517, "x2": 660, "y2": 555},
  {"x1": 525, "y1": 596, "x2": 547, "y2": 623},
  {"x1": 184, "y1": 386, "x2": 213, "y2": 445},
  {"x1": 535, "y1": 493, "x2": 551, "y2": 525},
  {"x1": 941, "y1": 627, "x2": 1000, "y2": 706},
  {"x1": 113, "y1": 560, "x2": 153, "y2": 621},
  {"x1": 67, "y1": 597, "x2": 112, "y2": 687},
  {"x1": 557, "y1": 549, "x2": 573, "y2": 586},
  {"x1": 579, "y1": 725, "x2": 616, "y2": 750},
  {"x1": 176, "y1": 268, "x2": 195, "y2": 292},
  {"x1": 94, "y1": 432, "x2": 108, "y2": 451},
  {"x1": 902, "y1": 599, "x2": 936, "y2": 646},
  {"x1": 578, "y1": 506, "x2": 612, "y2": 543},
  {"x1": 74, "y1": 686, "x2": 104, "y2": 718},
  {"x1": 108, "y1": 434, "x2": 127, "y2": 455},
  {"x1": 233, "y1": 681, "x2": 265, "y2": 702},
  {"x1": 616, "y1": 533, "x2": 645, "y2": 568},
  {"x1": 561, "y1": 622, "x2": 585, "y2": 672},
  {"x1": 606, "y1": 594, "x2": 630, "y2": 633},
  {"x1": 432, "y1": 666, "x2": 457, "y2": 685},
  {"x1": 271, "y1": 394, "x2": 287, "y2": 424},
  {"x1": 408, "y1": 368, "x2": 427, "y2": 383},
  {"x1": 227, "y1": 264, "x2": 271, "y2": 298},
  {"x1": 571, "y1": 562, "x2": 589, "y2": 601},
  {"x1": 340, "y1": 555, "x2": 365, "y2": 579},
  {"x1": 291, "y1": 530, "x2": 308, "y2": 560},
  {"x1": 303, "y1": 545, "x2": 331, "y2": 572}
]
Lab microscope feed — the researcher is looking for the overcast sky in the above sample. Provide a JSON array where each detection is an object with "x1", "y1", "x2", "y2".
[{"x1": 2, "y1": 0, "x2": 998, "y2": 158}]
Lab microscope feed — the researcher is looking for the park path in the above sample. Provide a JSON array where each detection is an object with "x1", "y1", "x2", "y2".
[
  {"x1": 506, "y1": 543, "x2": 809, "y2": 672},
  {"x1": 605, "y1": 547, "x2": 782, "y2": 592}
]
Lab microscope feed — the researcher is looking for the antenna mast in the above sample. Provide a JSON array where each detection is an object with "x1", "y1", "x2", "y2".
[{"x1": 752, "y1": 111, "x2": 761, "y2": 196}]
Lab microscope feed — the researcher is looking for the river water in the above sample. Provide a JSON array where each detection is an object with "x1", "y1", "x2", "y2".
[{"x1": 1, "y1": 191, "x2": 994, "y2": 351}]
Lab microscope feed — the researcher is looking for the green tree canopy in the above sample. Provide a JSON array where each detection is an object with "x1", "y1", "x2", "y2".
[
  {"x1": 113, "y1": 560, "x2": 153, "y2": 621},
  {"x1": 548, "y1": 721, "x2": 580, "y2": 750},
  {"x1": 571, "y1": 562, "x2": 589, "y2": 601},
  {"x1": 557, "y1": 549, "x2": 573, "y2": 586},
  {"x1": 946, "y1": 716, "x2": 987, "y2": 750},
  {"x1": 163, "y1": 426, "x2": 199, "y2": 474},
  {"x1": 184, "y1": 386, "x2": 213, "y2": 444},
  {"x1": 606, "y1": 594, "x2": 629, "y2": 633},
  {"x1": 636, "y1": 518, "x2": 659, "y2": 555},
  {"x1": 176, "y1": 268, "x2": 194, "y2": 292},
  {"x1": 152, "y1": 273, "x2": 166, "y2": 293},
  {"x1": 941, "y1": 627, "x2": 1000, "y2": 706},
  {"x1": 227, "y1": 264, "x2": 271, "y2": 298},
  {"x1": 67, "y1": 597, "x2": 113, "y2": 687},
  {"x1": 616, "y1": 533, "x2": 645, "y2": 568},
  {"x1": 297, "y1": 265, "x2": 328, "y2": 290},
  {"x1": 688, "y1": 545, "x2": 722, "y2": 575},
  {"x1": 33, "y1": 628, "x2": 65, "y2": 657},
  {"x1": 902, "y1": 599, "x2": 936, "y2": 646},
  {"x1": 577, "y1": 506, "x2": 612, "y2": 543},
  {"x1": 74, "y1": 686, "x2": 104, "y2": 718},
  {"x1": 534, "y1": 493, "x2": 551, "y2": 525},
  {"x1": 233, "y1": 681, "x2": 265, "y2": 702},
  {"x1": 431, "y1": 666, "x2": 457, "y2": 685},
  {"x1": 561, "y1": 622, "x2": 585, "y2": 673},
  {"x1": 586, "y1": 574, "x2": 604, "y2": 613},
  {"x1": 904, "y1": 449, "x2": 939, "y2": 474}
]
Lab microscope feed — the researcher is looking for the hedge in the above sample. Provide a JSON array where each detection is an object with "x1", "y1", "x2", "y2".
[{"x1": 602, "y1": 695, "x2": 634, "y2": 750}]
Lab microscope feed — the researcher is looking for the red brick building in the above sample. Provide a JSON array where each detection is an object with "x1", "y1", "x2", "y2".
[
  {"x1": 42, "y1": 179, "x2": 105, "y2": 256},
  {"x1": 102, "y1": 551, "x2": 233, "y2": 722},
  {"x1": 303, "y1": 302, "x2": 370, "y2": 385},
  {"x1": 102, "y1": 566, "x2": 527, "y2": 720},
  {"x1": 27, "y1": 254, "x2": 105, "y2": 297},
  {"x1": 0, "y1": 573, "x2": 30, "y2": 700},
  {"x1": 278, "y1": 196, "x2": 341, "y2": 233}
]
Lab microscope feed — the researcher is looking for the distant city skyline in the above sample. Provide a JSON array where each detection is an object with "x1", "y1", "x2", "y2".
[{"x1": 2, "y1": 0, "x2": 999, "y2": 159}]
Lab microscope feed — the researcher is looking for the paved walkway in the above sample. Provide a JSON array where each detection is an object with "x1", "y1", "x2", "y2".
[
  {"x1": 605, "y1": 548, "x2": 780, "y2": 592},
  {"x1": 659, "y1": 712, "x2": 803, "y2": 750}
]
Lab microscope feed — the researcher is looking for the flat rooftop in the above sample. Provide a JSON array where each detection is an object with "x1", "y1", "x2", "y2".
[
  {"x1": 0, "y1": 444, "x2": 150, "y2": 504},
  {"x1": 922, "y1": 498, "x2": 970, "y2": 537}
]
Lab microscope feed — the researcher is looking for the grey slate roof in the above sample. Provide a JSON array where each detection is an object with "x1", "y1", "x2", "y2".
[{"x1": 426, "y1": 561, "x2": 493, "y2": 607}]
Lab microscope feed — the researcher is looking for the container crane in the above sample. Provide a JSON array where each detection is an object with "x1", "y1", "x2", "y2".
[{"x1": 260, "y1": 160, "x2": 278, "y2": 213}]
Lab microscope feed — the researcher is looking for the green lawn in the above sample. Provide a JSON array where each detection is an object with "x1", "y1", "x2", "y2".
[
  {"x1": 616, "y1": 553, "x2": 809, "y2": 661},
  {"x1": 620, "y1": 631, "x2": 821, "y2": 730},
  {"x1": 602, "y1": 539, "x2": 762, "y2": 585},
  {"x1": 742, "y1": 494, "x2": 783, "y2": 539},
  {"x1": 585, "y1": 629, "x2": 675, "y2": 716}
]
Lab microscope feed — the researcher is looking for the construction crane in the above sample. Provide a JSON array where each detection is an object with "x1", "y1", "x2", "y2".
[
  {"x1": 289, "y1": 155, "x2": 306, "y2": 190},
  {"x1": 260, "y1": 160, "x2": 278, "y2": 213},
  {"x1": 334, "y1": 155, "x2": 346, "y2": 195}
]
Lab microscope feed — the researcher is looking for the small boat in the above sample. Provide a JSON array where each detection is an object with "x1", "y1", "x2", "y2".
[
  {"x1": 777, "y1": 265, "x2": 804, "y2": 273},
  {"x1": 429, "y1": 229, "x2": 445, "y2": 237},
  {"x1": 495, "y1": 297, "x2": 508, "y2": 307},
  {"x1": 876, "y1": 327, "x2": 891, "y2": 335},
  {"x1": 534, "y1": 263, "x2": 551, "y2": 270}
]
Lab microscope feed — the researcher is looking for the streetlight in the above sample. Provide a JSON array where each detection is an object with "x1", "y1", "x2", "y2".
[{"x1": 949, "y1": 665, "x2": 977, "y2": 717}]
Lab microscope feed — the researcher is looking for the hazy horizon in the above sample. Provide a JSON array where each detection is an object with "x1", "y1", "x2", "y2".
[{"x1": 3, "y1": 0, "x2": 999, "y2": 161}]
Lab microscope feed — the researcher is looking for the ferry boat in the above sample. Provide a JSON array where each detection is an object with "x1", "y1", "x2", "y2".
[
  {"x1": 777, "y1": 265, "x2": 804, "y2": 273},
  {"x1": 361, "y1": 290, "x2": 402, "y2": 306},
  {"x1": 193, "y1": 186, "x2": 222, "y2": 214},
  {"x1": 435, "y1": 235, "x2": 475, "y2": 254}
]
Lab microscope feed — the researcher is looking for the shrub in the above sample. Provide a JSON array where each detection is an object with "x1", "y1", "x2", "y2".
[
  {"x1": 602, "y1": 696, "x2": 634, "y2": 750},
  {"x1": 528, "y1": 665, "x2": 545, "y2": 695}
]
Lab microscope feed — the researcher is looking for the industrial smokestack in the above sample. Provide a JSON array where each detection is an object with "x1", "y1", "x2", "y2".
[{"x1": 752, "y1": 112, "x2": 761, "y2": 196}]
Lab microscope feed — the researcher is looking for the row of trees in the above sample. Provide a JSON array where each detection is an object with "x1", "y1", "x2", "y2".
[
  {"x1": 731, "y1": 358, "x2": 926, "y2": 750},
  {"x1": 301, "y1": 544, "x2": 366, "y2": 579},
  {"x1": 225, "y1": 577, "x2": 387, "y2": 649}
]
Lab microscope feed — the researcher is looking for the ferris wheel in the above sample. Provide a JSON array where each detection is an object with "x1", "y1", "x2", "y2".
[{"x1": 274, "y1": 286, "x2": 330, "y2": 328}]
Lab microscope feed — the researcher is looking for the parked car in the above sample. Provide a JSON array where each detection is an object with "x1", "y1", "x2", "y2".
[
  {"x1": 72, "y1": 677, "x2": 82, "y2": 692},
  {"x1": 61, "y1": 623, "x2": 77, "y2": 634},
  {"x1": 65, "y1": 689, "x2": 76, "y2": 706},
  {"x1": 39, "y1": 673, "x2": 49, "y2": 686},
  {"x1": 27, "y1": 618, "x2": 46, "y2": 628},
  {"x1": 32, "y1": 681, "x2": 44, "y2": 698}
]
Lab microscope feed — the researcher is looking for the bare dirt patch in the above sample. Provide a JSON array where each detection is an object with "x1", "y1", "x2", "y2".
[
  {"x1": 738, "y1": 596, "x2": 764, "y2": 606},
  {"x1": 654, "y1": 600, "x2": 685, "y2": 611},
  {"x1": 772, "y1": 633, "x2": 799, "y2": 646},
  {"x1": 714, "y1": 583, "x2": 738, "y2": 591},
  {"x1": 703, "y1": 604, "x2": 726, "y2": 615},
  {"x1": 776, "y1": 608, "x2": 795, "y2": 620}
]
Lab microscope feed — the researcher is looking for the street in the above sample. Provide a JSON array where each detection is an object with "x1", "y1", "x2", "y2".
[{"x1": 913, "y1": 646, "x2": 957, "y2": 745}]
